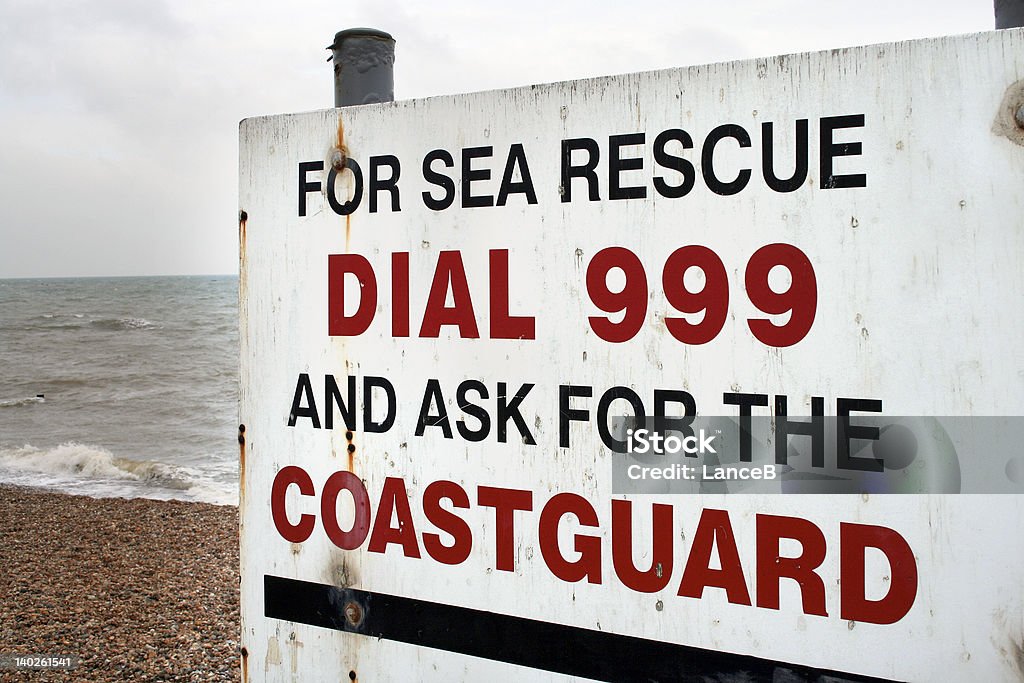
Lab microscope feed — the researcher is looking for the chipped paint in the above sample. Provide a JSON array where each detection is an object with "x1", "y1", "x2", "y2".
[
  {"x1": 992, "y1": 79, "x2": 1024, "y2": 146},
  {"x1": 264, "y1": 636, "x2": 281, "y2": 671},
  {"x1": 991, "y1": 608, "x2": 1024, "y2": 679},
  {"x1": 287, "y1": 632, "x2": 304, "y2": 674}
]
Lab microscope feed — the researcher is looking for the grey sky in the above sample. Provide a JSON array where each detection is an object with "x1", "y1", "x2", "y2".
[{"x1": 0, "y1": 0, "x2": 996, "y2": 278}]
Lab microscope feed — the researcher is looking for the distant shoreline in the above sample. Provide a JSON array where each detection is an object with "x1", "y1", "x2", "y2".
[{"x1": 0, "y1": 273, "x2": 238, "y2": 282}]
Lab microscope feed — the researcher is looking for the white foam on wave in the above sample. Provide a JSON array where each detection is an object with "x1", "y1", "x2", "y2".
[
  {"x1": 90, "y1": 317, "x2": 157, "y2": 331},
  {"x1": 0, "y1": 443, "x2": 236, "y2": 505},
  {"x1": 119, "y1": 317, "x2": 155, "y2": 329},
  {"x1": 0, "y1": 396, "x2": 45, "y2": 408},
  {"x1": 37, "y1": 313, "x2": 86, "y2": 321}
]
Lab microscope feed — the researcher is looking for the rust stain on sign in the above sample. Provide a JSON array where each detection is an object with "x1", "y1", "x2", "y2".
[
  {"x1": 238, "y1": 424, "x2": 247, "y2": 508},
  {"x1": 334, "y1": 116, "x2": 353, "y2": 249},
  {"x1": 344, "y1": 600, "x2": 363, "y2": 627},
  {"x1": 238, "y1": 210, "x2": 248, "y2": 249},
  {"x1": 346, "y1": 430, "x2": 356, "y2": 473},
  {"x1": 238, "y1": 210, "x2": 249, "y2": 317}
]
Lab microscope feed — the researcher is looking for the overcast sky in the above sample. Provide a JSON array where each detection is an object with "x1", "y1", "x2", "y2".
[{"x1": 0, "y1": 0, "x2": 997, "y2": 278}]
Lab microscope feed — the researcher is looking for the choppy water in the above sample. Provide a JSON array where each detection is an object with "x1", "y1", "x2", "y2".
[{"x1": 0, "y1": 276, "x2": 238, "y2": 504}]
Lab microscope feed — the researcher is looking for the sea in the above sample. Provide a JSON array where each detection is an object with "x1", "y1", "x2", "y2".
[{"x1": 0, "y1": 276, "x2": 238, "y2": 505}]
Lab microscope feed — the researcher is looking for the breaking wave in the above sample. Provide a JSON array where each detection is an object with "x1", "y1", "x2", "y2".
[
  {"x1": 0, "y1": 443, "x2": 193, "y2": 489},
  {"x1": 0, "y1": 443, "x2": 235, "y2": 504}
]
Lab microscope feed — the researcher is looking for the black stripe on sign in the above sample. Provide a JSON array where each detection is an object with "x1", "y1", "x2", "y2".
[{"x1": 264, "y1": 575, "x2": 899, "y2": 683}]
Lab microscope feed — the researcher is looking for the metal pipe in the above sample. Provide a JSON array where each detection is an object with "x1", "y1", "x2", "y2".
[
  {"x1": 996, "y1": 0, "x2": 1024, "y2": 28},
  {"x1": 328, "y1": 28, "x2": 395, "y2": 107}
]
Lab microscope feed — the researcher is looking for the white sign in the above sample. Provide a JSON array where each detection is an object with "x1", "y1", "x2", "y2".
[{"x1": 240, "y1": 29, "x2": 1024, "y2": 682}]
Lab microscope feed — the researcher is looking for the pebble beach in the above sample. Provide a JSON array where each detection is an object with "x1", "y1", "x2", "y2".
[{"x1": 0, "y1": 485, "x2": 239, "y2": 682}]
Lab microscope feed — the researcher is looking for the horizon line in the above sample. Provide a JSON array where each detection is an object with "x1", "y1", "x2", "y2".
[{"x1": 0, "y1": 272, "x2": 238, "y2": 281}]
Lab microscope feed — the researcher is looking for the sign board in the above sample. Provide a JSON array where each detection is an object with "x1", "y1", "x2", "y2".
[{"x1": 240, "y1": 30, "x2": 1024, "y2": 682}]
